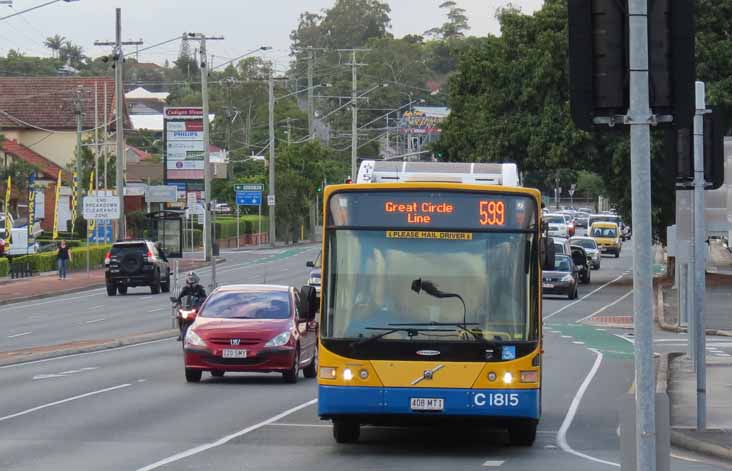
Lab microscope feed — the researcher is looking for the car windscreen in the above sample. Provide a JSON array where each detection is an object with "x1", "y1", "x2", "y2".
[
  {"x1": 111, "y1": 243, "x2": 147, "y2": 256},
  {"x1": 554, "y1": 256, "x2": 571, "y2": 272},
  {"x1": 201, "y1": 291, "x2": 291, "y2": 319},
  {"x1": 592, "y1": 228, "x2": 617, "y2": 238},
  {"x1": 544, "y1": 216, "x2": 564, "y2": 224},
  {"x1": 553, "y1": 243, "x2": 565, "y2": 255},
  {"x1": 570, "y1": 239, "x2": 597, "y2": 250}
]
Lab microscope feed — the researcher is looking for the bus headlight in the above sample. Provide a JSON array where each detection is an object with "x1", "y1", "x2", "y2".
[
  {"x1": 343, "y1": 368, "x2": 353, "y2": 381},
  {"x1": 319, "y1": 367, "x2": 337, "y2": 379},
  {"x1": 502, "y1": 372, "x2": 513, "y2": 384}
]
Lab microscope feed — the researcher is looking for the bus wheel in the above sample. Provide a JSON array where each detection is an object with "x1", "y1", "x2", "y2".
[
  {"x1": 508, "y1": 422, "x2": 537, "y2": 446},
  {"x1": 333, "y1": 420, "x2": 360, "y2": 443}
]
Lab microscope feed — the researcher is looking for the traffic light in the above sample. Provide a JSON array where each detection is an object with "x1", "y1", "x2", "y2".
[
  {"x1": 568, "y1": 0, "x2": 695, "y2": 131},
  {"x1": 316, "y1": 185, "x2": 322, "y2": 193},
  {"x1": 665, "y1": 108, "x2": 727, "y2": 190}
]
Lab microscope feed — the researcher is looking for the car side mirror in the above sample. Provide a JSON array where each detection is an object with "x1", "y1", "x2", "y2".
[
  {"x1": 306, "y1": 261, "x2": 315, "y2": 268},
  {"x1": 299, "y1": 285, "x2": 318, "y2": 321}
]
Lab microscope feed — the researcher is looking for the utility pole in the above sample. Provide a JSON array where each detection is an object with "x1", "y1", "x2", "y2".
[
  {"x1": 691, "y1": 81, "x2": 707, "y2": 430},
  {"x1": 187, "y1": 33, "x2": 224, "y2": 288},
  {"x1": 94, "y1": 81, "x2": 100, "y2": 192},
  {"x1": 307, "y1": 51, "x2": 314, "y2": 140},
  {"x1": 74, "y1": 86, "x2": 83, "y2": 224},
  {"x1": 103, "y1": 82, "x2": 108, "y2": 190},
  {"x1": 268, "y1": 74, "x2": 276, "y2": 247},
  {"x1": 94, "y1": 8, "x2": 143, "y2": 241},
  {"x1": 628, "y1": 1, "x2": 656, "y2": 469},
  {"x1": 351, "y1": 50, "x2": 357, "y2": 178}
]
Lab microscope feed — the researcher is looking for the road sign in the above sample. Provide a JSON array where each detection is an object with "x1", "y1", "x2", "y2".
[
  {"x1": 83, "y1": 196, "x2": 120, "y2": 220},
  {"x1": 146, "y1": 185, "x2": 178, "y2": 203},
  {"x1": 234, "y1": 183, "x2": 264, "y2": 192},
  {"x1": 236, "y1": 191, "x2": 262, "y2": 206},
  {"x1": 267, "y1": 195, "x2": 276, "y2": 206},
  {"x1": 189, "y1": 202, "x2": 205, "y2": 216}
]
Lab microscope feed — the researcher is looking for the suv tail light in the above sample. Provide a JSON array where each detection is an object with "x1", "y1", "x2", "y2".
[
  {"x1": 144, "y1": 249, "x2": 155, "y2": 262},
  {"x1": 104, "y1": 251, "x2": 111, "y2": 265}
]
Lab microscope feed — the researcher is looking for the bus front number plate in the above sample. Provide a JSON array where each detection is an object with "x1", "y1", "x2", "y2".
[{"x1": 410, "y1": 398, "x2": 444, "y2": 411}]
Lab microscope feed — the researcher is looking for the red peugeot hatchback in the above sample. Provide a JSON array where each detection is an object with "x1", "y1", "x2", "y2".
[{"x1": 183, "y1": 284, "x2": 318, "y2": 383}]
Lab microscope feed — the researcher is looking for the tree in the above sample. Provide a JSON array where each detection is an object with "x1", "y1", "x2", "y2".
[
  {"x1": 425, "y1": 1, "x2": 470, "y2": 40},
  {"x1": 59, "y1": 41, "x2": 86, "y2": 69},
  {"x1": 44, "y1": 35, "x2": 65, "y2": 59}
]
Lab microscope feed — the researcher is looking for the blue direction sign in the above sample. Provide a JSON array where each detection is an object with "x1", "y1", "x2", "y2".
[{"x1": 236, "y1": 191, "x2": 262, "y2": 206}]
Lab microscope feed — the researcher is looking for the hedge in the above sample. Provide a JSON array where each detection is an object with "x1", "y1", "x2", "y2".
[
  {"x1": 213, "y1": 216, "x2": 268, "y2": 239},
  {"x1": 13, "y1": 244, "x2": 112, "y2": 273},
  {"x1": 0, "y1": 257, "x2": 8, "y2": 277}
]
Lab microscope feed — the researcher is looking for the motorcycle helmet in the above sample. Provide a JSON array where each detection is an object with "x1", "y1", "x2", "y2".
[{"x1": 185, "y1": 271, "x2": 199, "y2": 286}]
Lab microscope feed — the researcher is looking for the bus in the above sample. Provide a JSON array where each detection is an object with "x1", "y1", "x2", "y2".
[{"x1": 316, "y1": 161, "x2": 554, "y2": 445}]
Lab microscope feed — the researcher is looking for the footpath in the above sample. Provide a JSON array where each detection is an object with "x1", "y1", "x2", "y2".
[
  {"x1": 0, "y1": 257, "x2": 216, "y2": 305},
  {"x1": 656, "y1": 240, "x2": 732, "y2": 461}
]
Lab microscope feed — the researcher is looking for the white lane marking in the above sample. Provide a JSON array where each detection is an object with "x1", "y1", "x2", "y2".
[
  {"x1": 482, "y1": 460, "x2": 505, "y2": 467},
  {"x1": 136, "y1": 398, "x2": 318, "y2": 471},
  {"x1": 148, "y1": 308, "x2": 165, "y2": 312},
  {"x1": 613, "y1": 334, "x2": 635, "y2": 345},
  {"x1": 33, "y1": 366, "x2": 99, "y2": 380},
  {"x1": 557, "y1": 348, "x2": 620, "y2": 468},
  {"x1": 84, "y1": 318, "x2": 106, "y2": 324},
  {"x1": 0, "y1": 383, "x2": 131, "y2": 423},
  {"x1": 716, "y1": 353, "x2": 732, "y2": 357},
  {"x1": 670, "y1": 453, "x2": 700, "y2": 463},
  {"x1": 87, "y1": 304, "x2": 104, "y2": 310},
  {"x1": 8, "y1": 331, "x2": 32, "y2": 338},
  {"x1": 572, "y1": 341, "x2": 585, "y2": 345},
  {"x1": 544, "y1": 274, "x2": 626, "y2": 320},
  {"x1": 561, "y1": 335, "x2": 572, "y2": 339},
  {"x1": 575, "y1": 290, "x2": 633, "y2": 324},
  {"x1": 0, "y1": 337, "x2": 175, "y2": 370},
  {"x1": 268, "y1": 422, "x2": 330, "y2": 428}
]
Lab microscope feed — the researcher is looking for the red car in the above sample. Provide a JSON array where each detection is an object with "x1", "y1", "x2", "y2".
[{"x1": 183, "y1": 284, "x2": 318, "y2": 383}]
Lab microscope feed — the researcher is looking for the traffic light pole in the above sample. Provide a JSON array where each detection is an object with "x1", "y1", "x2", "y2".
[{"x1": 628, "y1": 1, "x2": 657, "y2": 470}]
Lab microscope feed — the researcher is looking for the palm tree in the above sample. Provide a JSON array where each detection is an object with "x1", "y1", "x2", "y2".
[
  {"x1": 59, "y1": 41, "x2": 86, "y2": 68},
  {"x1": 44, "y1": 35, "x2": 65, "y2": 59}
]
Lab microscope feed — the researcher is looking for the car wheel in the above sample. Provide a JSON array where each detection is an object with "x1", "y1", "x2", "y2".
[
  {"x1": 303, "y1": 347, "x2": 318, "y2": 379},
  {"x1": 333, "y1": 420, "x2": 360, "y2": 444},
  {"x1": 118, "y1": 285, "x2": 128, "y2": 295},
  {"x1": 615, "y1": 250, "x2": 620, "y2": 258},
  {"x1": 161, "y1": 272, "x2": 171, "y2": 293},
  {"x1": 210, "y1": 370, "x2": 225, "y2": 378},
  {"x1": 567, "y1": 288, "x2": 574, "y2": 300},
  {"x1": 185, "y1": 368, "x2": 202, "y2": 383},
  {"x1": 574, "y1": 287, "x2": 580, "y2": 299},
  {"x1": 283, "y1": 348, "x2": 300, "y2": 384},
  {"x1": 106, "y1": 284, "x2": 117, "y2": 296},
  {"x1": 508, "y1": 421, "x2": 537, "y2": 446},
  {"x1": 150, "y1": 271, "x2": 161, "y2": 294}
]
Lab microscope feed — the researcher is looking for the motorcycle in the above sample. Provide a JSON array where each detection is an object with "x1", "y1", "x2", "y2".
[{"x1": 171, "y1": 295, "x2": 203, "y2": 342}]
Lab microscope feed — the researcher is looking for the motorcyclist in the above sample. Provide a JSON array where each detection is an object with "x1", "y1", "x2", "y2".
[{"x1": 176, "y1": 271, "x2": 207, "y2": 305}]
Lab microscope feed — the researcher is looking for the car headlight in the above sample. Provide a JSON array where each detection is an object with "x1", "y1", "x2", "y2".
[
  {"x1": 308, "y1": 277, "x2": 320, "y2": 285},
  {"x1": 184, "y1": 329, "x2": 206, "y2": 348},
  {"x1": 265, "y1": 331, "x2": 291, "y2": 347},
  {"x1": 561, "y1": 274, "x2": 574, "y2": 282}
]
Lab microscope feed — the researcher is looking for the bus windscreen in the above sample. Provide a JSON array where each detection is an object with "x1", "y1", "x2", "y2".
[{"x1": 327, "y1": 191, "x2": 537, "y2": 231}]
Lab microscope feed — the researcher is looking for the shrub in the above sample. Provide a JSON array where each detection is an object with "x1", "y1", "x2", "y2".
[
  {"x1": 0, "y1": 257, "x2": 8, "y2": 277},
  {"x1": 14, "y1": 244, "x2": 112, "y2": 273}
]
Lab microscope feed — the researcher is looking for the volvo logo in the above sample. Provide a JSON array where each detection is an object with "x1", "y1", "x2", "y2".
[
  {"x1": 230, "y1": 339, "x2": 241, "y2": 346},
  {"x1": 411, "y1": 364, "x2": 445, "y2": 385},
  {"x1": 416, "y1": 350, "x2": 440, "y2": 357}
]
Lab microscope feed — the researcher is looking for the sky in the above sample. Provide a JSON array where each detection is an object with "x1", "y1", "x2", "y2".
[{"x1": 0, "y1": 0, "x2": 543, "y2": 68}]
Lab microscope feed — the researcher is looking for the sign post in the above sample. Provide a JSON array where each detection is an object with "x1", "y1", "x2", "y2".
[{"x1": 234, "y1": 184, "x2": 264, "y2": 248}]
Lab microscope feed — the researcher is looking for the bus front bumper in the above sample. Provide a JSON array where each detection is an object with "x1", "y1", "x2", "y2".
[{"x1": 318, "y1": 385, "x2": 540, "y2": 420}]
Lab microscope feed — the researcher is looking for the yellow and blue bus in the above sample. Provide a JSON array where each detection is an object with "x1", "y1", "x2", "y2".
[{"x1": 317, "y1": 161, "x2": 553, "y2": 445}]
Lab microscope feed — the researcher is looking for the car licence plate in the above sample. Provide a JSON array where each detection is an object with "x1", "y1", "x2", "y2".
[
  {"x1": 410, "y1": 398, "x2": 444, "y2": 411},
  {"x1": 543, "y1": 283, "x2": 554, "y2": 289},
  {"x1": 222, "y1": 349, "x2": 247, "y2": 358}
]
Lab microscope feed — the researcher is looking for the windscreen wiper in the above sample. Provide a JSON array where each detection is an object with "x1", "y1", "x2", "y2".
[
  {"x1": 389, "y1": 322, "x2": 485, "y2": 341},
  {"x1": 350, "y1": 326, "x2": 454, "y2": 348}
]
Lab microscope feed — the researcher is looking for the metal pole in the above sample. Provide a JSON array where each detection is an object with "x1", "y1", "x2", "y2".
[
  {"x1": 94, "y1": 81, "x2": 100, "y2": 191},
  {"x1": 74, "y1": 87, "x2": 83, "y2": 229},
  {"x1": 114, "y1": 8, "x2": 126, "y2": 241},
  {"x1": 200, "y1": 38, "x2": 215, "y2": 288},
  {"x1": 351, "y1": 50, "x2": 358, "y2": 178},
  {"x1": 236, "y1": 204, "x2": 240, "y2": 249},
  {"x1": 258, "y1": 203, "x2": 262, "y2": 248},
  {"x1": 692, "y1": 81, "x2": 707, "y2": 431},
  {"x1": 103, "y1": 82, "x2": 108, "y2": 190},
  {"x1": 268, "y1": 74, "x2": 276, "y2": 248},
  {"x1": 307, "y1": 51, "x2": 314, "y2": 140},
  {"x1": 628, "y1": 1, "x2": 656, "y2": 469}
]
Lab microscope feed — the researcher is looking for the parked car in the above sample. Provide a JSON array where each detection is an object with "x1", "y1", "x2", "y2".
[
  {"x1": 542, "y1": 254, "x2": 579, "y2": 299},
  {"x1": 104, "y1": 240, "x2": 171, "y2": 295},
  {"x1": 569, "y1": 245, "x2": 591, "y2": 284},
  {"x1": 569, "y1": 236, "x2": 601, "y2": 269},
  {"x1": 590, "y1": 222, "x2": 622, "y2": 258},
  {"x1": 214, "y1": 203, "x2": 232, "y2": 214},
  {"x1": 183, "y1": 284, "x2": 319, "y2": 383}
]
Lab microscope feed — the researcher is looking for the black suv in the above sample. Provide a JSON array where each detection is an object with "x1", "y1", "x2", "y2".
[{"x1": 105, "y1": 240, "x2": 171, "y2": 296}]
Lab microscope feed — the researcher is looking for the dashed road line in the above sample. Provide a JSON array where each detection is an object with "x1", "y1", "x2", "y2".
[
  {"x1": 8, "y1": 331, "x2": 32, "y2": 338},
  {"x1": 84, "y1": 318, "x2": 106, "y2": 324},
  {"x1": 482, "y1": 460, "x2": 505, "y2": 467},
  {"x1": 544, "y1": 274, "x2": 626, "y2": 320}
]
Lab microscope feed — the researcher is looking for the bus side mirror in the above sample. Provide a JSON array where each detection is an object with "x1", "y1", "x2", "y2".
[
  {"x1": 299, "y1": 285, "x2": 318, "y2": 321},
  {"x1": 541, "y1": 237, "x2": 556, "y2": 270}
]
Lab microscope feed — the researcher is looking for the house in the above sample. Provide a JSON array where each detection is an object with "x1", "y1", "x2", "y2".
[{"x1": 0, "y1": 76, "x2": 128, "y2": 232}]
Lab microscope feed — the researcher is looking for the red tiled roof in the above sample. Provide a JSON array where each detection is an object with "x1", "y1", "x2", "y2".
[
  {"x1": 0, "y1": 76, "x2": 130, "y2": 131},
  {"x1": 1, "y1": 139, "x2": 69, "y2": 181},
  {"x1": 127, "y1": 144, "x2": 152, "y2": 161}
]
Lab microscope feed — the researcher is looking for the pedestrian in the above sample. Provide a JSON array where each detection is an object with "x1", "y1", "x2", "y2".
[{"x1": 57, "y1": 240, "x2": 71, "y2": 280}]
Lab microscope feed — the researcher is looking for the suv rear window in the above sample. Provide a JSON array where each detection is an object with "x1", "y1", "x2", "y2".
[{"x1": 111, "y1": 243, "x2": 147, "y2": 256}]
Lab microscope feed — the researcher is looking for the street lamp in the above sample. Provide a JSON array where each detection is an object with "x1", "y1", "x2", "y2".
[
  {"x1": 0, "y1": 0, "x2": 79, "y2": 22},
  {"x1": 212, "y1": 46, "x2": 272, "y2": 71}
]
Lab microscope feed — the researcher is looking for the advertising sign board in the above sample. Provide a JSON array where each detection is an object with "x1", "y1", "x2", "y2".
[{"x1": 83, "y1": 196, "x2": 121, "y2": 220}]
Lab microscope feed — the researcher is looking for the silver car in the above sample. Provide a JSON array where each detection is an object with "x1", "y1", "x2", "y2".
[{"x1": 569, "y1": 236, "x2": 601, "y2": 269}]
